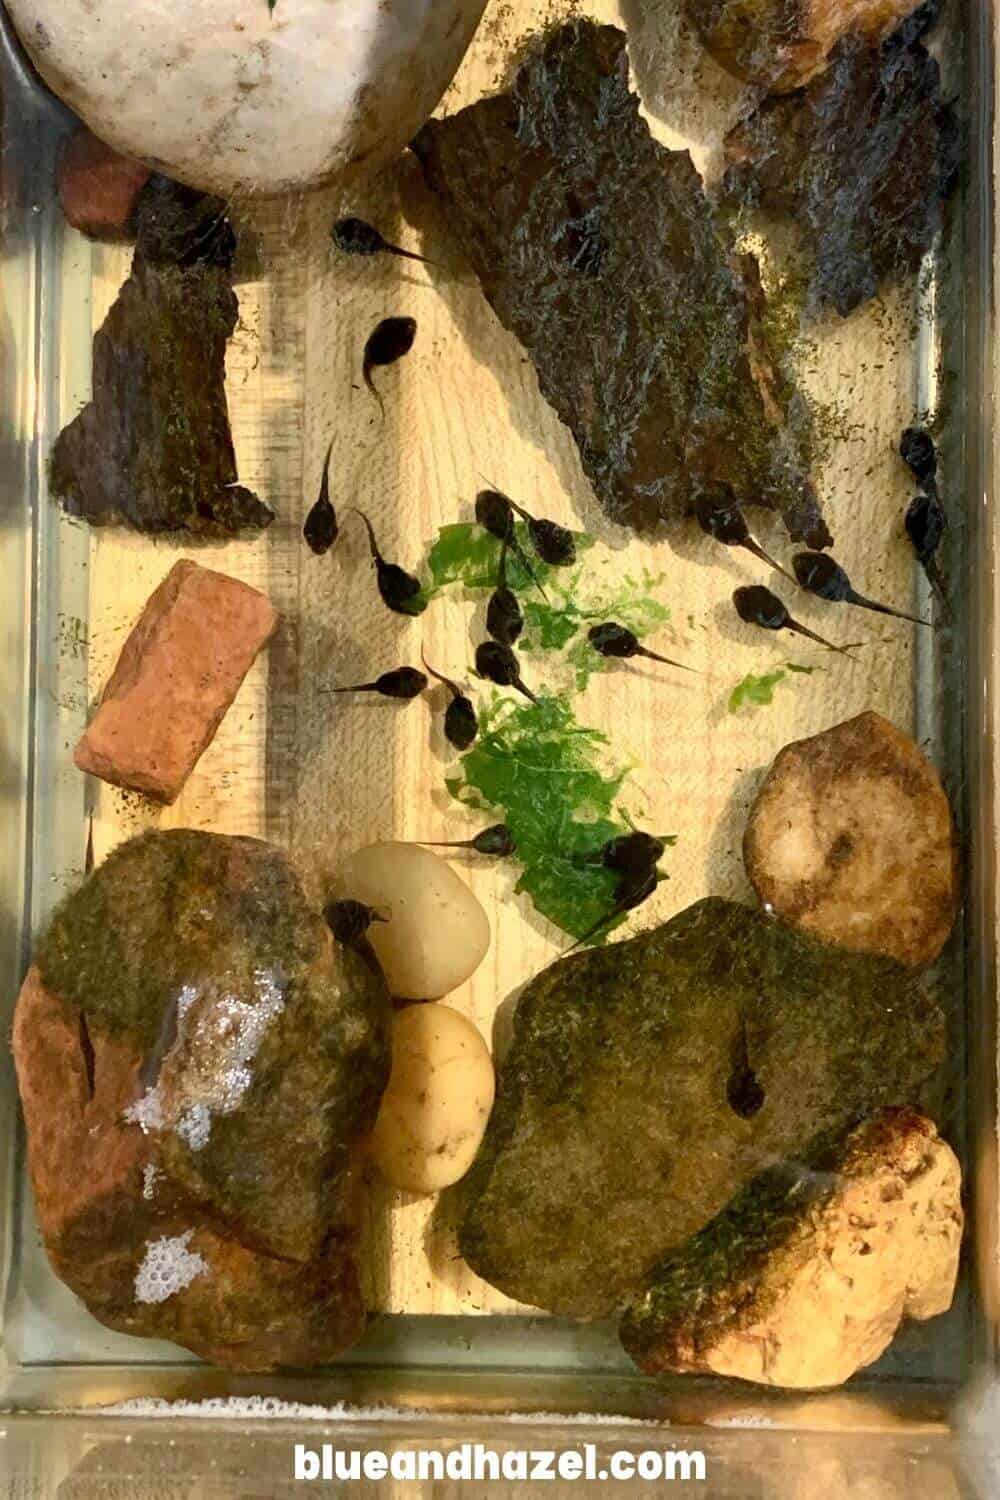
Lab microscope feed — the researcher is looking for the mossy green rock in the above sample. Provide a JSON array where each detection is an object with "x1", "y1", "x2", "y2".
[
  {"x1": 21, "y1": 830, "x2": 390, "y2": 1369},
  {"x1": 459, "y1": 898, "x2": 945, "y2": 1318}
]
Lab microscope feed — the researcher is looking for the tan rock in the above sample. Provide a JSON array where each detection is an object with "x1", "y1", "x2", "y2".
[
  {"x1": 13, "y1": 830, "x2": 391, "y2": 1371},
  {"x1": 74, "y1": 560, "x2": 278, "y2": 803},
  {"x1": 57, "y1": 128, "x2": 150, "y2": 240},
  {"x1": 621, "y1": 1109, "x2": 962, "y2": 1389},
  {"x1": 743, "y1": 711, "x2": 957, "y2": 968},
  {"x1": 685, "y1": 0, "x2": 922, "y2": 93}
]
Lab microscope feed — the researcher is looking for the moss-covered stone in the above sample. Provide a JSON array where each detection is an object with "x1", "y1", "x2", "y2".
[
  {"x1": 459, "y1": 898, "x2": 944, "y2": 1317},
  {"x1": 20, "y1": 830, "x2": 390, "y2": 1369}
]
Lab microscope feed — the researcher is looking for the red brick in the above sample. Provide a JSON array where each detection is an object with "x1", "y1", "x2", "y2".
[{"x1": 75, "y1": 560, "x2": 278, "y2": 803}]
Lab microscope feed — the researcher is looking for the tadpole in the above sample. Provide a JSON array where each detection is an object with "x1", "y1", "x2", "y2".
[
  {"x1": 905, "y1": 492, "x2": 949, "y2": 612},
  {"x1": 303, "y1": 438, "x2": 338, "y2": 555},
  {"x1": 418, "y1": 824, "x2": 516, "y2": 857},
  {"x1": 324, "y1": 899, "x2": 389, "y2": 946},
  {"x1": 486, "y1": 536, "x2": 524, "y2": 646},
  {"x1": 793, "y1": 551, "x2": 931, "y2": 627},
  {"x1": 362, "y1": 316, "x2": 417, "y2": 418},
  {"x1": 727, "y1": 1020, "x2": 765, "y2": 1119},
  {"x1": 351, "y1": 508, "x2": 426, "y2": 615},
  {"x1": 328, "y1": 667, "x2": 427, "y2": 700},
  {"x1": 732, "y1": 585, "x2": 856, "y2": 658},
  {"x1": 422, "y1": 652, "x2": 479, "y2": 750},
  {"x1": 588, "y1": 622, "x2": 696, "y2": 673},
  {"x1": 332, "y1": 217, "x2": 436, "y2": 266},
  {"x1": 480, "y1": 478, "x2": 576, "y2": 566},
  {"x1": 578, "y1": 830, "x2": 670, "y2": 880},
  {"x1": 899, "y1": 426, "x2": 938, "y2": 489},
  {"x1": 566, "y1": 867, "x2": 662, "y2": 953},
  {"x1": 694, "y1": 493, "x2": 795, "y2": 585},
  {"x1": 475, "y1": 640, "x2": 537, "y2": 703},
  {"x1": 475, "y1": 490, "x2": 546, "y2": 598}
]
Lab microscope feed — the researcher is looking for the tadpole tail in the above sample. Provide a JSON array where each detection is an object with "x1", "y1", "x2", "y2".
[
  {"x1": 847, "y1": 588, "x2": 933, "y2": 629},
  {"x1": 363, "y1": 366, "x2": 386, "y2": 422},
  {"x1": 564, "y1": 910, "x2": 617, "y2": 954},
  {"x1": 744, "y1": 538, "x2": 797, "y2": 588},
  {"x1": 85, "y1": 815, "x2": 95, "y2": 876},
  {"x1": 513, "y1": 677, "x2": 539, "y2": 704},
  {"x1": 420, "y1": 649, "x2": 460, "y2": 696},
  {"x1": 638, "y1": 647, "x2": 700, "y2": 674},
  {"x1": 787, "y1": 620, "x2": 858, "y2": 660},
  {"x1": 349, "y1": 507, "x2": 381, "y2": 562},
  {"x1": 387, "y1": 244, "x2": 442, "y2": 269},
  {"x1": 330, "y1": 682, "x2": 379, "y2": 694},
  {"x1": 922, "y1": 560, "x2": 953, "y2": 622}
]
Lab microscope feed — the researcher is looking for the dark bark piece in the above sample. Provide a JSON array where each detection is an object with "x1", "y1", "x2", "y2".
[
  {"x1": 50, "y1": 179, "x2": 272, "y2": 537},
  {"x1": 413, "y1": 20, "x2": 830, "y2": 548},
  {"x1": 684, "y1": 0, "x2": 927, "y2": 92},
  {"x1": 723, "y1": 31, "x2": 960, "y2": 317},
  {"x1": 459, "y1": 897, "x2": 944, "y2": 1318},
  {"x1": 15, "y1": 830, "x2": 390, "y2": 1370}
]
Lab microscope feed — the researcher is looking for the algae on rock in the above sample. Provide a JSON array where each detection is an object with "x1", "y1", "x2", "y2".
[{"x1": 459, "y1": 898, "x2": 945, "y2": 1318}]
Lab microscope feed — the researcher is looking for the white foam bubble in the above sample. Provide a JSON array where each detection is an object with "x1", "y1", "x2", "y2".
[{"x1": 134, "y1": 1232, "x2": 208, "y2": 1305}]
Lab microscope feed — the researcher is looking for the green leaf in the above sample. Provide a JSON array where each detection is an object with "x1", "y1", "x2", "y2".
[
  {"x1": 447, "y1": 694, "x2": 647, "y2": 941},
  {"x1": 728, "y1": 670, "x2": 787, "y2": 713}
]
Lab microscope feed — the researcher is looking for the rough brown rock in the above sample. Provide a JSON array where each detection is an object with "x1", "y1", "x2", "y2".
[
  {"x1": 743, "y1": 711, "x2": 958, "y2": 968},
  {"x1": 57, "y1": 128, "x2": 150, "y2": 240},
  {"x1": 685, "y1": 0, "x2": 923, "y2": 92},
  {"x1": 413, "y1": 20, "x2": 830, "y2": 548},
  {"x1": 74, "y1": 560, "x2": 279, "y2": 804},
  {"x1": 13, "y1": 830, "x2": 391, "y2": 1371},
  {"x1": 620, "y1": 1108, "x2": 962, "y2": 1388},
  {"x1": 459, "y1": 898, "x2": 944, "y2": 1318},
  {"x1": 722, "y1": 25, "x2": 959, "y2": 316},
  {"x1": 50, "y1": 178, "x2": 272, "y2": 537}
]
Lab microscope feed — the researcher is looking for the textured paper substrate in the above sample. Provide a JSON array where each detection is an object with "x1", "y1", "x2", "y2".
[{"x1": 82, "y1": 0, "x2": 928, "y2": 1319}]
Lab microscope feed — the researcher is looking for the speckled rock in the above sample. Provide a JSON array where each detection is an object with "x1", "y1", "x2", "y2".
[
  {"x1": 459, "y1": 898, "x2": 945, "y2": 1318},
  {"x1": 744, "y1": 711, "x2": 958, "y2": 968},
  {"x1": 74, "y1": 560, "x2": 279, "y2": 804},
  {"x1": 13, "y1": 830, "x2": 391, "y2": 1371},
  {"x1": 621, "y1": 1108, "x2": 962, "y2": 1388}
]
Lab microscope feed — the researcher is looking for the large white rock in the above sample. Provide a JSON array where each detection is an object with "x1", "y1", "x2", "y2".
[{"x1": 10, "y1": 0, "x2": 486, "y2": 196}]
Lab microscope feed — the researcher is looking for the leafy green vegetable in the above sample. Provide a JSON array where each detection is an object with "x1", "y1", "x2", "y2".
[
  {"x1": 447, "y1": 695, "x2": 636, "y2": 941},
  {"x1": 728, "y1": 663, "x2": 816, "y2": 714},
  {"x1": 425, "y1": 522, "x2": 591, "y2": 595}
]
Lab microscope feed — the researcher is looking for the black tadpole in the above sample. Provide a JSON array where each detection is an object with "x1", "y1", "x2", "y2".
[
  {"x1": 578, "y1": 830, "x2": 670, "y2": 880},
  {"x1": 351, "y1": 508, "x2": 426, "y2": 616},
  {"x1": 480, "y1": 477, "x2": 576, "y2": 567},
  {"x1": 899, "y1": 426, "x2": 938, "y2": 490},
  {"x1": 588, "y1": 622, "x2": 696, "y2": 674},
  {"x1": 694, "y1": 493, "x2": 796, "y2": 586},
  {"x1": 418, "y1": 824, "x2": 516, "y2": 858},
  {"x1": 329, "y1": 667, "x2": 427, "y2": 700},
  {"x1": 905, "y1": 492, "x2": 949, "y2": 612},
  {"x1": 303, "y1": 438, "x2": 338, "y2": 555},
  {"x1": 324, "y1": 899, "x2": 389, "y2": 946},
  {"x1": 362, "y1": 316, "x2": 417, "y2": 418},
  {"x1": 565, "y1": 867, "x2": 662, "y2": 953},
  {"x1": 475, "y1": 640, "x2": 537, "y2": 703},
  {"x1": 487, "y1": 536, "x2": 524, "y2": 646},
  {"x1": 332, "y1": 217, "x2": 436, "y2": 266},
  {"x1": 793, "y1": 551, "x2": 931, "y2": 628},
  {"x1": 475, "y1": 490, "x2": 547, "y2": 599},
  {"x1": 421, "y1": 652, "x2": 479, "y2": 750},
  {"x1": 732, "y1": 585, "x2": 856, "y2": 658}
]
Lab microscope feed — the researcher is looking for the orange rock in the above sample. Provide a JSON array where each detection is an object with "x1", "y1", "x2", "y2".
[
  {"x1": 75, "y1": 560, "x2": 278, "y2": 803},
  {"x1": 57, "y1": 128, "x2": 150, "y2": 240}
]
